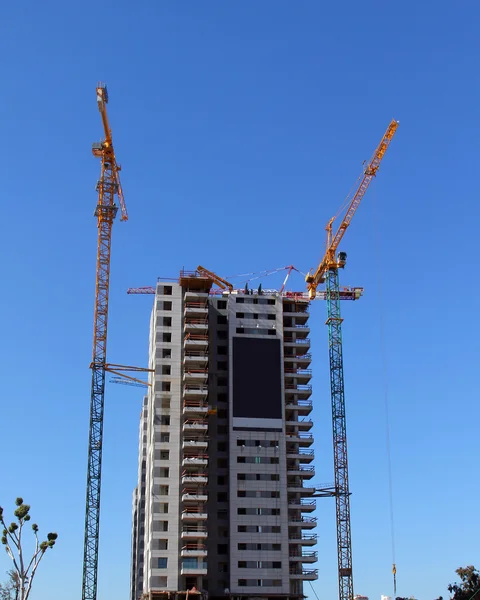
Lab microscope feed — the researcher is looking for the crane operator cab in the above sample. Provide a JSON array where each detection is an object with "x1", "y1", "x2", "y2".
[{"x1": 337, "y1": 251, "x2": 347, "y2": 268}]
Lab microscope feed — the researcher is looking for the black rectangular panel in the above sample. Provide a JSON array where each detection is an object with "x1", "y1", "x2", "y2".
[{"x1": 233, "y1": 337, "x2": 282, "y2": 419}]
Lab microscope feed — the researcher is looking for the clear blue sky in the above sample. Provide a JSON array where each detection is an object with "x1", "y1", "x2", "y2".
[{"x1": 0, "y1": 2, "x2": 478, "y2": 600}]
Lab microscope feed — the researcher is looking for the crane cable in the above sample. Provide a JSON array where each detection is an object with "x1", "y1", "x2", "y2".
[{"x1": 372, "y1": 184, "x2": 397, "y2": 597}]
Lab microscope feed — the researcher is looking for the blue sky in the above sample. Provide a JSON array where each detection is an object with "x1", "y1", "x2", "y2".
[{"x1": 0, "y1": 2, "x2": 478, "y2": 600}]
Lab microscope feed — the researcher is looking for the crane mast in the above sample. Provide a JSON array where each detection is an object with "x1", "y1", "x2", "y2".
[
  {"x1": 83, "y1": 83, "x2": 127, "y2": 600},
  {"x1": 309, "y1": 120, "x2": 398, "y2": 600}
]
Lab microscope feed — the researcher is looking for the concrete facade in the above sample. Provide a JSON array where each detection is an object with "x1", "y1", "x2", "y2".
[{"x1": 131, "y1": 274, "x2": 317, "y2": 600}]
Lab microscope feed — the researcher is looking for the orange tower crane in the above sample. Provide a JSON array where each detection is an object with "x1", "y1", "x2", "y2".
[
  {"x1": 83, "y1": 83, "x2": 127, "y2": 600},
  {"x1": 308, "y1": 120, "x2": 399, "y2": 600}
]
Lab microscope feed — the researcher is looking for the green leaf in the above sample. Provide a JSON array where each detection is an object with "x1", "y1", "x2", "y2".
[{"x1": 13, "y1": 505, "x2": 30, "y2": 520}]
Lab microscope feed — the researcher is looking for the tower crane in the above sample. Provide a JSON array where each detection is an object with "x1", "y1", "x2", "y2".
[
  {"x1": 196, "y1": 265, "x2": 234, "y2": 291},
  {"x1": 83, "y1": 83, "x2": 127, "y2": 600},
  {"x1": 307, "y1": 119, "x2": 399, "y2": 600}
]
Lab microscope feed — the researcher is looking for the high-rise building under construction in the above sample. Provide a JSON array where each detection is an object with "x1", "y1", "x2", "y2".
[{"x1": 131, "y1": 271, "x2": 317, "y2": 600}]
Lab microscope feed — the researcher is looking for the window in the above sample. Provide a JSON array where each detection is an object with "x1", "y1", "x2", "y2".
[
  {"x1": 162, "y1": 333, "x2": 171, "y2": 343},
  {"x1": 159, "y1": 503, "x2": 168, "y2": 514},
  {"x1": 158, "y1": 485, "x2": 169, "y2": 495},
  {"x1": 217, "y1": 330, "x2": 227, "y2": 340},
  {"x1": 161, "y1": 398, "x2": 170, "y2": 409},
  {"x1": 163, "y1": 286, "x2": 172, "y2": 296},
  {"x1": 217, "y1": 492, "x2": 228, "y2": 502},
  {"x1": 161, "y1": 365, "x2": 171, "y2": 375},
  {"x1": 160, "y1": 433, "x2": 170, "y2": 443},
  {"x1": 217, "y1": 509, "x2": 228, "y2": 520},
  {"x1": 158, "y1": 539, "x2": 168, "y2": 550},
  {"x1": 238, "y1": 525, "x2": 281, "y2": 533},
  {"x1": 238, "y1": 543, "x2": 281, "y2": 551},
  {"x1": 253, "y1": 313, "x2": 259, "y2": 320},
  {"x1": 236, "y1": 298, "x2": 245, "y2": 304},
  {"x1": 218, "y1": 378, "x2": 227, "y2": 387},
  {"x1": 237, "y1": 508, "x2": 280, "y2": 516},
  {"x1": 160, "y1": 450, "x2": 169, "y2": 460},
  {"x1": 218, "y1": 544, "x2": 228, "y2": 555},
  {"x1": 237, "y1": 491, "x2": 280, "y2": 499},
  {"x1": 268, "y1": 329, "x2": 276, "y2": 335},
  {"x1": 218, "y1": 300, "x2": 227, "y2": 310},
  {"x1": 159, "y1": 467, "x2": 169, "y2": 478},
  {"x1": 217, "y1": 409, "x2": 228, "y2": 419},
  {"x1": 217, "y1": 475, "x2": 226, "y2": 485},
  {"x1": 217, "y1": 442, "x2": 226, "y2": 452},
  {"x1": 160, "y1": 415, "x2": 170, "y2": 426},
  {"x1": 218, "y1": 346, "x2": 227, "y2": 356},
  {"x1": 218, "y1": 425, "x2": 227, "y2": 434},
  {"x1": 236, "y1": 327, "x2": 244, "y2": 334},
  {"x1": 162, "y1": 348, "x2": 171, "y2": 359},
  {"x1": 163, "y1": 301, "x2": 172, "y2": 311},
  {"x1": 267, "y1": 314, "x2": 276, "y2": 320},
  {"x1": 236, "y1": 312, "x2": 245, "y2": 318},
  {"x1": 153, "y1": 576, "x2": 168, "y2": 587},
  {"x1": 267, "y1": 299, "x2": 275, "y2": 305},
  {"x1": 161, "y1": 382, "x2": 170, "y2": 392},
  {"x1": 218, "y1": 458, "x2": 228, "y2": 468},
  {"x1": 158, "y1": 558, "x2": 168, "y2": 569},
  {"x1": 160, "y1": 521, "x2": 168, "y2": 531},
  {"x1": 162, "y1": 317, "x2": 172, "y2": 327},
  {"x1": 218, "y1": 562, "x2": 228, "y2": 573},
  {"x1": 237, "y1": 473, "x2": 280, "y2": 481},
  {"x1": 237, "y1": 457, "x2": 279, "y2": 464},
  {"x1": 217, "y1": 361, "x2": 228, "y2": 371},
  {"x1": 218, "y1": 393, "x2": 227, "y2": 402},
  {"x1": 217, "y1": 315, "x2": 228, "y2": 325}
]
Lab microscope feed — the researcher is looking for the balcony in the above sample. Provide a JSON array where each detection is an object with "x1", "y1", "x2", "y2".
[
  {"x1": 286, "y1": 432, "x2": 314, "y2": 446},
  {"x1": 182, "y1": 473, "x2": 208, "y2": 485},
  {"x1": 184, "y1": 333, "x2": 209, "y2": 348},
  {"x1": 285, "y1": 398, "x2": 313, "y2": 415},
  {"x1": 289, "y1": 533, "x2": 317, "y2": 546},
  {"x1": 284, "y1": 336, "x2": 311, "y2": 345},
  {"x1": 288, "y1": 499, "x2": 316, "y2": 512},
  {"x1": 285, "y1": 384, "x2": 313, "y2": 400},
  {"x1": 184, "y1": 370, "x2": 208, "y2": 384},
  {"x1": 287, "y1": 465, "x2": 315, "y2": 479},
  {"x1": 183, "y1": 401, "x2": 209, "y2": 417},
  {"x1": 184, "y1": 300, "x2": 209, "y2": 316},
  {"x1": 289, "y1": 569, "x2": 318, "y2": 580},
  {"x1": 286, "y1": 449, "x2": 314, "y2": 463},
  {"x1": 182, "y1": 509, "x2": 208, "y2": 521},
  {"x1": 182, "y1": 456, "x2": 208, "y2": 468},
  {"x1": 181, "y1": 526, "x2": 207, "y2": 540},
  {"x1": 289, "y1": 551, "x2": 318, "y2": 564},
  {"x1": 181, "y1": 544, "x2": 208, "y2": 557},
  {"x1": 182, "y1": 439, "x2": 208, "y2": 450},
  {"x1": 284, "y1": 325, "x2": 310, "y2": 339},
  {"x1": 284, "y1": 352, "x2": 312, "y2": 366},
  {"x1": 282, "y1": 302, "x2": 310, "y2": 317},
  {"x1": 184, "y1": 319, "x2": 208, "y2": 333},
  {"x1": 181, "y1": 567, "x2": 208, "y2": 576},
  {"x1": 182, "y1": 492, "x2": 208, "y2": 503},
  {"x1": 284, "y1": 368, "x2": 312, "y2": 382},
  {"x1": 183, "y1": 385, "x2": 208, "y2": 398},
  {"x1": 287, "y1": 483, "x2": 316, "y2": 495},
  {"x1": 184, "y1": 351, "x2": 208, "y2": 363},
  {"x1": 183, "y1": 420, "x2": 208, "y2": 433},
  {"x1": 286, "y1": 419, "x2": 313, "y2": 432},
  {"x1": 288, "y1": 517, "x2": 317, "y2": 529}
]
